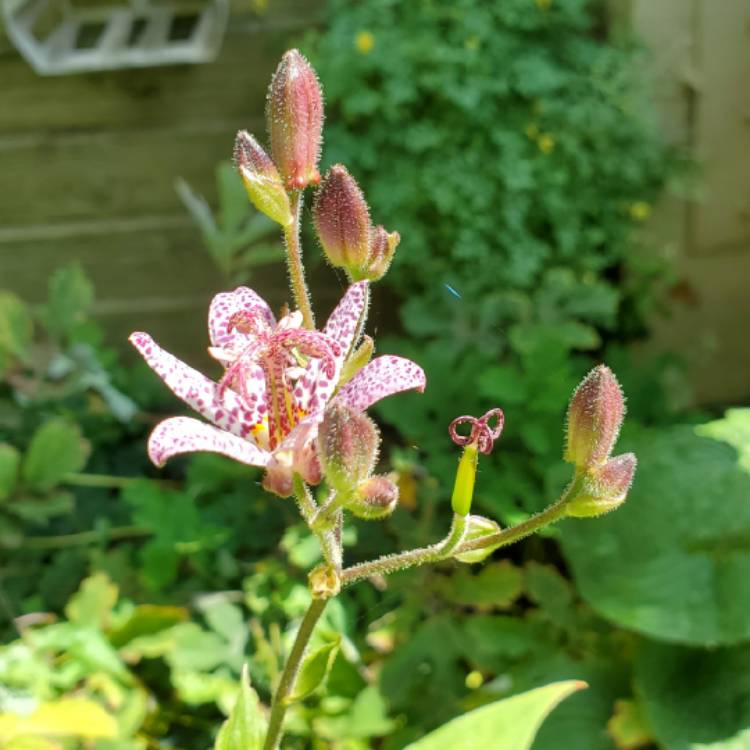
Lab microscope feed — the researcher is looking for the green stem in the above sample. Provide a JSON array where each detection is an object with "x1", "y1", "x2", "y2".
[
  {"x1": 21, "y1": 525, "x2": 153, "y2": 550},
  {"x1": 62, "y1": 472, "x2": 157, "y2": 489},
  {"x1": 263, "y1": 597, "x2": 327, "y2": 750},
  {"x1": 293, "y1": 477, "x2": 340, "y2": 570},
  {"x1": 283, "y1": 191, "x2": 315, "y2": 329},
  {"x1": 341, "y1": 481, "x2": 580, "y2": 588}
]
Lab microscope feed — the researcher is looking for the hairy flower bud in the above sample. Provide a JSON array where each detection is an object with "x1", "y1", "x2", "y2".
[
  {"x1": 313, "y1": 165, "x2": 372, "y2": 274},
  {"x1": 349, "y1": 475, "x2": 399, "y2": 520},
  {"x1": 364, "y1": 225, "x2": 400, "y2": 281},
  {"x1": 565, "y1": 365, "x2": 625, "y2": 469},
  {"x1": 266, "y1": 49, "x2": 323, "y2": 190},
  {"x1": 233, "y1": 130, "x2": 293, "y2": 226},
  {"x1": 566, "y1": 453, "x2": 637, "y2": 518},
  {"x1": 454, "y1": 515, "x2": 501, "y2": 564},
  {"x1": 317, "y1": 403, "x2": 379, "y2": 492}
]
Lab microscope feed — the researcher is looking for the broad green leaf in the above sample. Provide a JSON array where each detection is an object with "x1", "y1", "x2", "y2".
[
  {"x1": 8, "y1": 492, "x2": 73, "y2": 524},
  {"x1": 0, "y1": 443, "x2": 21, "y2": 501},
  {"x1": 404, "y1": 680, "x2": 585, "y2": 750},
  {"x1": 40, "y1": 263, "x2": 94, "y2": 342},
  {"x1": 561, "y1": 414, "x2": 750, "y2": 645},
  {"x1": 0, "y1": 291, "x2": 32, "y2": 374},
  {"x1": 108, "y1": 604, "x2": 188, "y2": 648},
  {"x1": 0, "y1": 698, "x2": 118, "y2": 740},
  {"x1": 65, "y1": 573, "x2": 118, "y2": 629},
  {"x1": 437, "y1": 561, "x2": 523, "y2": 609},
  {"x1": 214, "y1": 666, "x2": 266, "y2": 750},
  {"x1": 22, "y1": 419, "x2": 90, "y2": 492},
  {"x1": 287, "y1": 636, "x2": 341, "y2": 703},
  {"x1": 635, "y1": 639, "x2": 750, "y2": 750}
]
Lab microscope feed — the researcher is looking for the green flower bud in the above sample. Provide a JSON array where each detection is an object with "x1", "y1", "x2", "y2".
[
  {"x1": 454, "y1": 515, "x2": 502, "y2": 564},
  {"x1": 233, "y1": 130, "x2": 293, "y2": 226},
  {"x1": 565, "y1": 365, "x2": 625, "y2": 469},
  {"x1": 566, "y1": 453, "x2": 637, "y2": 518},
  {"x1": 267, "y1": 49, "x2": 323, "y2": 191},
  {"x1": 364, "y1": 225, "x2": 400, "y2": 281},
  {"x1": 349, "y1": 475, "x2": 399, "y2": 520},
  {"x1": 451, "y1": 443, "x2": 478, "y2": 517},
  {"x1": 317, "y1": 403, "x2": 379, "y2": 493},
  {"x1": 313, "y1": 165, "x2": 372, "y2": 274}
]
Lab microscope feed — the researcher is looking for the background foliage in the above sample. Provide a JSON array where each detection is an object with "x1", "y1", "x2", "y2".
[{"x1": 0, "y1": 1, "x2": 748, "y2": 749}]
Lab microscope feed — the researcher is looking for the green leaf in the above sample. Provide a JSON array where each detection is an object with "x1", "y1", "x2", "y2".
[
  {"x1": 214, "y1": 666, "x2": 266, "y2": 750},
  {"x1": 561, "y1": 413, "x2": 750, "y2": 645},
  {"x1": 437, "y1": 561, "x2": 523, "y2": 609},
  {"x1": 0, "y1": 291, "x2": 32, "y2": 374},
  {"x1": 404, "y1": 680, "x2": 585, "y2": 750},
  {"x1": 0, "y1": 443, "x2": 21, "y2": 501},
  {"x1": 287, "y1": 636, "x2": 341, "y2": 704},
  {"x1": 64, "y1": 573, "x2": 119, "y2": 629},
  {"x1": 606, "y1": 699, "x2": 654, "y2": 750},
  {"x1": 40, "y1": 263, "x2": 94, "y2": 342},
  {"x1": 635, "y1": 639, "x2": 750, "y2": 750},
  {"x1": 108, "y1": 604, "x2": 188, "y2": 648},
  {"x1": 22, "y1": 419, "x2": 90, "y2": 492}
]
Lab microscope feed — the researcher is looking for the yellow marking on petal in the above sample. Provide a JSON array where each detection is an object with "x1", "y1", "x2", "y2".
[{"x1": 355, "y1": 30, "x2": 375, "y2": 54}]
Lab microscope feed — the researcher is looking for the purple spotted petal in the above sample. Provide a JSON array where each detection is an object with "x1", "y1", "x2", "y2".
[
  {"x1": 129, "y1": 332, "x2": 263, "y2": 437},
  {"x1": 148, "y1": 417, "x2": 270, "y2": 467},
  {"x1": 334, "y1": 355, "x2": 426, "y2": 413},
  {"x1": 323, "y1": 281, "x2": 369, "y2": 365},
  {"x1": 208, "y1": 287, "x2": 276, "y2": 350}
]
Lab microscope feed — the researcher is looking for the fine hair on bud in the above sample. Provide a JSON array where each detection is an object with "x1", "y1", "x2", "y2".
[
  {"x1": 365, "y1": 225, "x2": 401, "y2": 281},
  {"x1": 565, "y1": 364, "x2": 625, "y2": 470},
  {"x1": 350, "y1": 475, "x2": 399, "y2": 520},
  {"x1": 317, "y1": 402, "x2": 380, "y2": 492},
  {"x1": 266, "y1": 48, "x2": 324, "y2": 191},
  {"x1": 313, "y1": 165, "x2": 372, "y2": 274},
  {"x1": 566, "y1": 452, "x2": 637, "y2": 518}
]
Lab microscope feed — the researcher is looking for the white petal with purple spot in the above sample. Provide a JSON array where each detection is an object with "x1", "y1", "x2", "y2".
[{"x1": 208, "y1": 287, "x2": 276, "y2": 350}]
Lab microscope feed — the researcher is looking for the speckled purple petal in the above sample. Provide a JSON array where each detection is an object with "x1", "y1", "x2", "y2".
[
  {"x1": 148, "y1": 417, "x2": 270, "y2": 467},
  {"x1": 129, "y1": 332, "x2": 263, "y2": 438},
  {"x1": 334, "y1": 355, "x2": 426, "y2": 412},
  {"x1": 323, "y1": 280, "x2": 369, "y2": 364},
  {"x1": 208, "y1": 287, "x2": 276, "y2": 350}
]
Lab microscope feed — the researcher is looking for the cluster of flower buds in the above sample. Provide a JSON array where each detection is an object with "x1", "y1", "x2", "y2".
[
  {"x1": 317, "y1": 403, "x2": 398, "y2": 520},
  {"x1": 564, "y1": 365, "x2": 636, "y2": 517},
  {"x1": 233, "y1": 49, "x2": 323, "y2": 226},
  {"x1": 313, "y1": 165, "x2": 400, "y2": 281}
]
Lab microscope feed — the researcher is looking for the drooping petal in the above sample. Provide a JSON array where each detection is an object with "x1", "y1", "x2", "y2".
[
  {"x1": 129, "y1": 332, "x2": 263, "y2": 438},
  {"x1": 148, "y1": 417, "x2": 270, "y2": 467},
  {"x1": 323, "y1": 281, "x2": 369, "y2": 364},
  {"x1": 334, "y1": 355, "x2": 426, "y2": 413},
  {"x1": 208, "y1": 287, "x2": 276, "y2": 351}
]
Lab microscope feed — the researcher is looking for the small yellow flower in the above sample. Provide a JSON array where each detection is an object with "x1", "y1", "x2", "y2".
[
  {"x1": 465, "y1": 671, "x2": 484, "y2": 690},
  {"x1": 538, "y1": 133, "x2": 555, "y2": 154},
  {"x1": 629, "y1": 201, "x2": 652, "y2": 221},
  {"x1": 525, "y1": 122, "x2": 540, "y2": 140},
  {"x1": 355, "y1": 30, "x2": 375, "y2": 55}
]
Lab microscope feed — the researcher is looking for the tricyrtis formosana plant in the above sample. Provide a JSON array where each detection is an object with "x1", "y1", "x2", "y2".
[{"x1": 130, "y1": 50, "x2": 637, "y2": 750}]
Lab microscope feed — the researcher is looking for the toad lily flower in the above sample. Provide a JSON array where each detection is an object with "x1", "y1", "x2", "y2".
[{"x1": 129, "y1": 281, "x2": 425, "y2": 497}]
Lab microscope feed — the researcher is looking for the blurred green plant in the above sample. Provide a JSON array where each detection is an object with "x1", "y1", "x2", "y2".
[
  {"x1": 176, "y1": 162, "x2": 284, "y2": 283},
  {"x1": 309, "y1": 0, "x2": 685, "y2": 525}
]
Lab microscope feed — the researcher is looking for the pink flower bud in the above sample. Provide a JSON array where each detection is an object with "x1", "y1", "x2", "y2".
[
  {"x1": 233, "y1": 130, "x2": 293, "y2": 226},
  {"x1": 313, "y1": 165, "x2": 372, "y2": 274},
  {"x1": 349, "y1": 475, "x2": 399, "y2": 520},
  {"x1": 566, "y1": 452, "x2": 637, "y2": 518},
  {"x1": 565, "y1": 365, "x2": 625, "y2": 469},
  {"x1": 266, "y1": 49, "x2": 323, "y2": 191},
  {"x1": 317, "y1": 402, "x2": 379, "y2": 492},
  {"x1": 364, "y1": 225, "x2": 400, "y2": 281}
]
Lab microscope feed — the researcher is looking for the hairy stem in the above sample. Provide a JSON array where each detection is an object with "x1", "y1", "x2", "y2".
[
  {"x1": 283, "y1": 191, "x2": 315, "y2": 328},
  {"x1": 341, "y1": 482, "x2": 580, "y2": 588},
  {"x1": 20, "y1": 526, "x2": 153, "y2": 550},
  {"x1": 263, "y1": 597, "x2": 327, "y2": 750}
]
